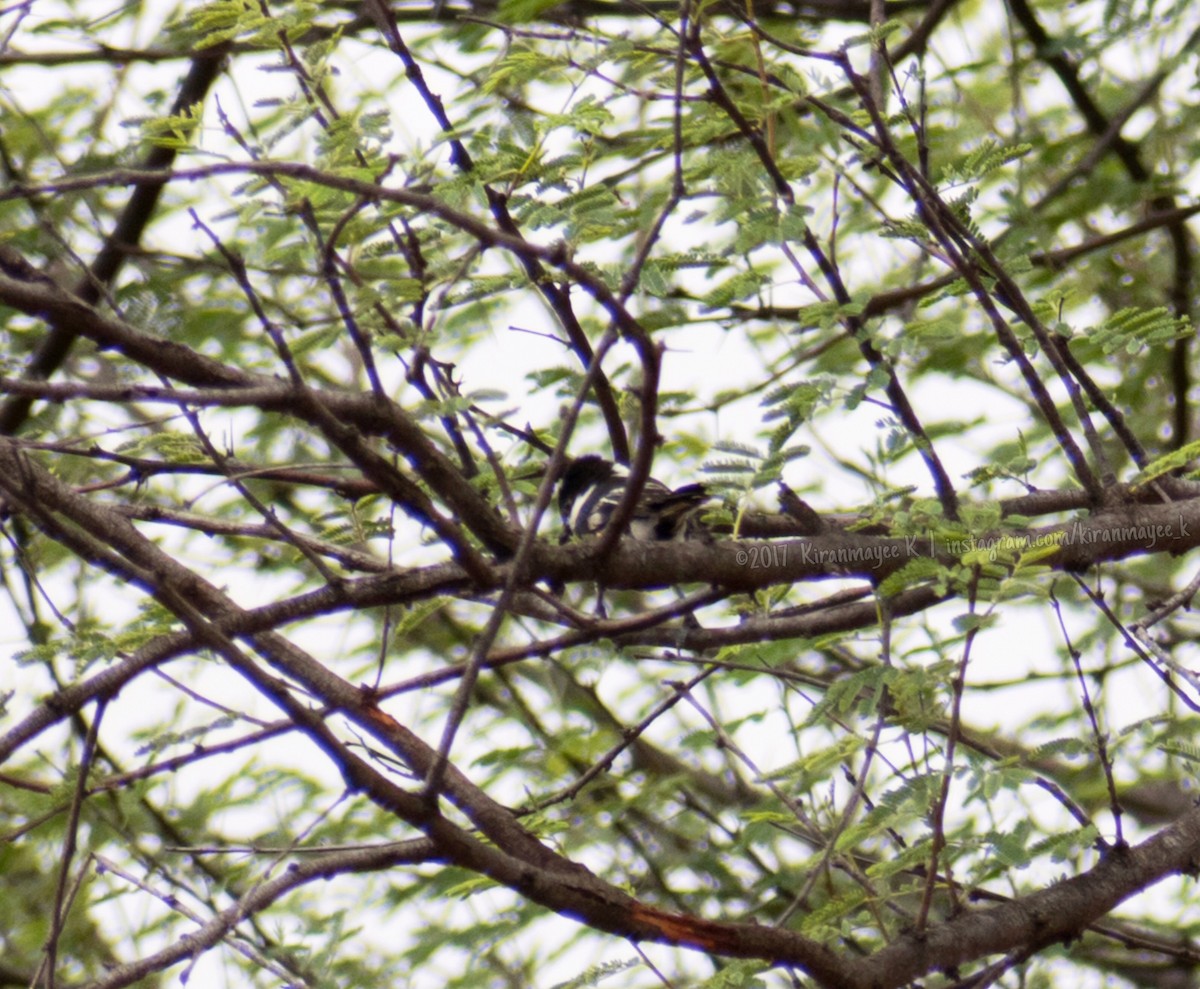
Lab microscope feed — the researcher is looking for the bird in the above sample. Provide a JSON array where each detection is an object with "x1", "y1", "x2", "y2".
[{"x1": 557, "y1": 455, "x2": 711, "y2": 541}]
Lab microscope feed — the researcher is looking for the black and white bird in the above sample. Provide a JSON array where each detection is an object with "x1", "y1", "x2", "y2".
[{"x1": 557, "y1": 455, "x2": 711, "y2": 541}]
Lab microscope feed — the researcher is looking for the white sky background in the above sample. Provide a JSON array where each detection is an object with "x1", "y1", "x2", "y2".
[{"x1": 3, "y1": 2, "x2": 1200, "y2": 987}]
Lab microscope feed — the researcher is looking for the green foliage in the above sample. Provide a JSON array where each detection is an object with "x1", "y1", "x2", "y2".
[
  {"x1": 2, "y1": 2, "x2": 1199, "y2": 988},
  {"x1": 937, "y1": 140, "x2": 1035, "y2": 187},
  {"x1": 1082, "y1": 306, "x2": 1191, "y2": 356},
  {"x1": 1131, "y1": 437, "x2": 1200, "y2": 486},
  {"x1": 695, "y1": 959, "x2": 771, "y2": 988}
]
